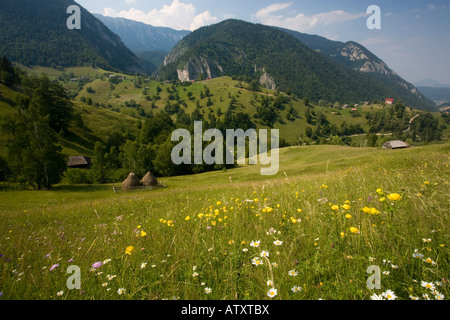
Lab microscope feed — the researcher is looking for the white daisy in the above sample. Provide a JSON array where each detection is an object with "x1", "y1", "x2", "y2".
[{"x1": 267, "y1": 288, "x2": 277, "y2": 298}]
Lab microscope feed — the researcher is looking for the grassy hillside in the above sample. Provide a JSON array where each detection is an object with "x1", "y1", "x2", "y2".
[
  {"x1": 0, "y1": 143, "x2": 448, "y2": 300},
  {"x1": 1, "y1": 65, "x2": 449, "y2": 161}
]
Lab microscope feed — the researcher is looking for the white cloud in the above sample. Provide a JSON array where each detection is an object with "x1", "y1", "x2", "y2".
[
  {"x1": 253, "y1": 3, "x2": 367, "y2": 32},
  {"x1": 104, "y1": 0, "x2": 218, "y2": 31},
  {"x1": 254, "y1": 2, "x2": 292, "y2": 18},
  {"x1": 125, "y1": 0, "x2": 136, "y2": 4}
]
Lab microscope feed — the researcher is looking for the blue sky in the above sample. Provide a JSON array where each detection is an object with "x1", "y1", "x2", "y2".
[{"x1": 75, "y1": 0, "x2": 450, "y2": 85}]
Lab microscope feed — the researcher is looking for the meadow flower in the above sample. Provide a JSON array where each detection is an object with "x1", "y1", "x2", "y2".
[
  {"x1": 193, "y1": 272, "x2": 199, "y2": 278},
  {"x1": 387, "y1": 193, "x2": 402, "y2": 201},
  {"x1": 92, "y1": 262, "x2": 102, "y2": 269},
  {"x1": 117, "y1": 288, "x2": 126, "y2": 295},
  {"x1": 103, "y1": 259, "x2": 111, "y2": 265},
  {"x1": 370, "y1": 293, "x2": 384, "y2": 300},
  {"x1": 288, "y1": 269, "x2": 298, "y2": 277},
  {"x1": 267, "y1": 288, "x2": 277, "y2": 298},
  {"x1": 331, "y1": 205, "x2": 339, "y2": 211},
  {"x1": 140, "y1": 263, "x2": 147, "y2": 269},
  {"x1": 383, "y1": 271, "x2": 390, "y2": 276},
  {"x1": 431, "y1": 291, "x2": 445, "y2": 300},
  {"x1": 362, "y1": 207, "x2": 372, "y2": 214},
  {"x1": 57, "y1": 291, "x2": 64, "y2": 297},
  {"x1": 267, "y1": 280, "x2": 273, "y2": 287},
  {"x1": 243, "y1": 248, "x2": 248, "y2": 252},
  {"x1": 409, "y1": 296, "x2": 420, "y2": 300},
  {"x1": 349, "y1": 227, "x2": 359, "y2": 234},
  {"x1": 273, "y1": 240, "x2": 283, "y2": 246},
  {"x1": 140, "y1": 230, "x2": 147, "y2": 237},
  {"x1": 260, "y1": 251, "x2": 269, "y2": 258},
  {"x1": 422, "y1": 238, "x2": 432, "y2": 243},
  {"x1": 341, "y1": 204, "x2": 351, "y2": 210},
  {"x1": 423, "y1": 258, "x2": 436, "y2": 265},
  {"x1": 252, "y1": 257, "x2": 263, "y2": 266},
  {"x1": 250, "y1": 240, "x2": 260, "y2": 248},
  {"x1": 345, "y1": 214, "x2": 352, "y2": 219},
  {"x1": 421, "y1": 281, "x2": 435, "y2": 290},
  {"x1": 204, "y1": 287, "x2": 212, "y2": 294},
  {"x1": 291, "y1": 286, "x2": 302, "y2": 293},
  {"x1": 382, "y1": 290, "x2": 397, "y2": 300},
  {"x1": 271, "y1": 262, "x2": 278, "y2": 268},
  {"x1": 125, "y1": 246, "x2": 135, "y2": 255},
  {"x1": 49, "y1": 264, "x2": 59, "y2": 271},
  {"x1": 102, "y1": 283, "x2": 108, "y2": 287}
]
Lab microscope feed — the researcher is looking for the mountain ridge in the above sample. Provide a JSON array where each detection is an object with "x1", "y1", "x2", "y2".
[
  {"x1": 158, "y1": 19, "x2": 434, "y2": 110},
  {"x1": 93, "y1": 14, "x2": 190, "y2": 53},
  {"x1": 0, "y1": 0, "x2": 143, "y2": 73}
]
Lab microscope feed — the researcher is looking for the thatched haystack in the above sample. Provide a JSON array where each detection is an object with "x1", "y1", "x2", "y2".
[
  {"x1": 122, "y1": 173, "x2": 141, "y2": 190},
  {"x1": 141, "y1": 171, "x2": 158, "y2": 187}
]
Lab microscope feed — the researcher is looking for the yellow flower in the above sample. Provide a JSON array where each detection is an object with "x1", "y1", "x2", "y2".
[
  {"x1": 140, "y1": 230, "x2": 147, "y2": 237},
  {"x1": 340, "y1": 232, "x2": 345, "y2": 237},
  {"x1": 297, "y1": 209, "x2": 302, "y2": 213},
  {"x1": 125, "y1": 246, "x2": 135, "y2": 255},
  {"x1": 185, "y1": 216, "x2": 191, "y2": 221},
  {"x1": 331, "y1": 205, "x2": 339, "y2": 211},
  {"x1": 198, "y1": 213, "x2": 204, "y2": 218},
  {"x1": 379, "y1": 197, "x2": 386, "y2": 202},
  {"x1": 345, "y1": 214, "x2": 352, "y2": 219},
  {"x1": 387, "y1": 193, "x2": 402, "y2": 201},
  {"x1": 349, "y1": 227, "x2": 359, "y2": 234},
  {"x1": 362, "y1": 207, "x2": 371, "y2": 214},
  {"x1": 341, "y1": 204, "x2": 351, "y2": 210},
  {"x1": 376, "y1": 188, "x2": 383, "y2": 195},
  {"x1": 216, "y1": 201, "x2": 222, "y2": 206},
  {"x1": 370, "y1": 208, "x2": 380, "y2": 215}
]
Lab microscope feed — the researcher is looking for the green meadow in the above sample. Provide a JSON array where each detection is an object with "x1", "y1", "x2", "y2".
[{"x1": 0, "y1": 143, "x2": 448, "y2": 300}]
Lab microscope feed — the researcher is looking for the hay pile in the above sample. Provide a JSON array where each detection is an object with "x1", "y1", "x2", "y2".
[
  {"x1": 122, "y1": 173, "x2": 141, "y2": 190},
  {"x1": 141, "y1": 171, "x2": 158, "y2": 187}
]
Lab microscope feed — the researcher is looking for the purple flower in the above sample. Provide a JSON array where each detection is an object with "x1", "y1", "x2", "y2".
[
  {"x1": 68, "y1": 258, "x2": 74, "y2": 263},
  {"x1": 44, "y1": 253, "x2": 51, "y2": 258},
  {"x1": 92, "y1": 261, "x2": 102, "y2": 269},
  {"x1": 50, "y1": 264, "x2": 59, "y2": 271}
]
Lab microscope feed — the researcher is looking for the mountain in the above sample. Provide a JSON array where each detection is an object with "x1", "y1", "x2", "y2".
[
  {"x1": 93, "y1": 14, "x2": 190, "y2": 53},
  {"x1": 158, "y1": 19, "x2": 433, "y2": 109},
  {"x1": 414, "y1": 79, "x2": 450, "y2": 88},
  {"x1": 418, "y1": 87, "x2": 450, "y2": 105},
  {"x1": 278, "y1": 28, "x2": 434, "y2": 110},
  {"x1": 0, "y1": 0, "x2": 143, "y2": 73}
]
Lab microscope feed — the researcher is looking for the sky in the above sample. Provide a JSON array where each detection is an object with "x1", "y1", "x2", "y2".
[{"x1": 75, "y1": 0, "x2": 450, "y2": 86}]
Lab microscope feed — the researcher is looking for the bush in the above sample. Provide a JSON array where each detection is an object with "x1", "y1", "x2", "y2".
[{"x1": 64, "y1": 168, "x2": 92, "y2": 184}]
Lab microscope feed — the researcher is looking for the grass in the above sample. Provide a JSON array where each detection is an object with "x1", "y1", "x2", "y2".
[{"x1": 0, "y1": 143, "x2": 448, "y2": 300}]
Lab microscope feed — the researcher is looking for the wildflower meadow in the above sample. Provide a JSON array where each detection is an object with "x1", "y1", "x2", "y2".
[{"x1": 0, "y1": 144, "x2": 448, "y2": 301}]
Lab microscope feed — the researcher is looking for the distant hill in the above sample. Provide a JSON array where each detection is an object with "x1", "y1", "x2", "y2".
[
  {"x1": 414, "y1": 79, "x2": 450, "y2": 88},
  {"x1": 93, "y1": 14, "x2": 190, "y2": 53},
  {"x1": 158, "y1": 19, "x2": 434, "y2": 110},
  {"x1": 278, "y1": 28, "x2": 434, "y2": 111},
  {"x1": 0, "y1": 0, "x2": 143, "y2": 73},
  {"x1": 418, "y1": 87, "x2": 450, "y2": 105}
]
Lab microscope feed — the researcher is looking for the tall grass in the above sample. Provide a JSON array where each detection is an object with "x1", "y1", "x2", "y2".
[{"x1": 0, "y1": 144, "x2": 448, "y2": 300}]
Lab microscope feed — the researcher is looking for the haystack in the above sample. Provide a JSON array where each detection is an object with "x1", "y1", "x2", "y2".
[
  {"x1": 122, "y1": 173, "x2": 141, "y2": 190},
  {"x1": 141, "y1": 171, "x2": 158, "y2": 187}
]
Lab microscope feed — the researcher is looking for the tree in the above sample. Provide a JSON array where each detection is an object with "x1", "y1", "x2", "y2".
[
  {"x1": 1, "y1": 94, "x2": 66, "y2": 189},
  {"x1": 22, "y1": 74, "x2": 74, "y2": 133}
]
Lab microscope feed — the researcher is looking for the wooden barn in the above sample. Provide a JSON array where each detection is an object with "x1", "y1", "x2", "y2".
[
  {"x1": 382, "y1": 140, "x2": 410, "y2": 150},
  {"x1": 67, "y1": 156, "x2": 92, "y2": 169}
]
